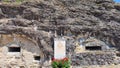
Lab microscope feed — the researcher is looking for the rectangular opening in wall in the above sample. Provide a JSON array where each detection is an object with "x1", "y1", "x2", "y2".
[
  {"x1": 20, "y1": 66, "x2": 25, "y2": 68},
  {"x1": 34, "y1": 56, "x2": 40, "y2": 61},
  {"x1": 8, "y1": 47, "x2": 21, "y2": 52},
  {"x1": 85, "y1": 46, "x2": 102, "y2": 50},
  {"x1": 116, "y1": 53, "x2": 120, "y2": 57}
]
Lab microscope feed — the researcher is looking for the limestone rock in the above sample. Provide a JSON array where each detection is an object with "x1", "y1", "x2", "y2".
[{"x1": 0, "y1": 0, "x2": 120, "y2": 66}]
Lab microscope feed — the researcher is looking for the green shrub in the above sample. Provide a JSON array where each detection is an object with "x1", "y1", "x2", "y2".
[{"x1": 52, "y1": 57, "x2": 71, "y2": 68}]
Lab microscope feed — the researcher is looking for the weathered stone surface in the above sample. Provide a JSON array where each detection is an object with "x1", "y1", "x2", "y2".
[
  {"x1": 71, "y1": 52, "x2": 115, "y2": 66},
  {"x1": 0, "y1": 0, "x2": 120, "y2": 67}
]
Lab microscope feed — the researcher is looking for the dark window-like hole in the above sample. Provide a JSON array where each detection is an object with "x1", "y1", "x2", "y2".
[
  {"x1": 8, "y1": 47, "x2": 21, "y2": 52},
  {"x1": 85, "y1": 46, "x2": 102, "y2": 50},
  {"x1": 20, "y1": 66, "x2": 25, "y2": 68},
  {"x1": 34, "y1": 56, "x2": 40, "y2": 61},
  {"x1": 116, "y1": 53, "x2": 120, "y2": 57}
]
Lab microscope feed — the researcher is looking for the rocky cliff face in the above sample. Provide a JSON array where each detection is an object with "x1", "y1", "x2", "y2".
[{"x1": 0, "y1": 0, "x2": 120, "y2": 66}]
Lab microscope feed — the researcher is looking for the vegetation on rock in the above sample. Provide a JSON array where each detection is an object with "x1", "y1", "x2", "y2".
[{"x1": 52, "y1": 57, "x2": 71, "y2": 68}]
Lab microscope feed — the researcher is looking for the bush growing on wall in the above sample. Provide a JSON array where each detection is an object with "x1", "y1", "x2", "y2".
[{"x1": 52, "y1": 57, "x2": 71, "y2": 68}]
